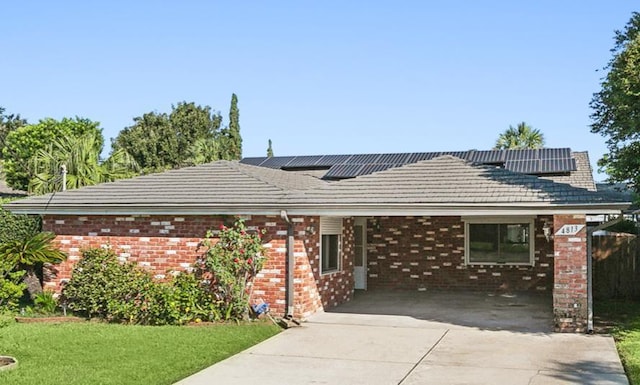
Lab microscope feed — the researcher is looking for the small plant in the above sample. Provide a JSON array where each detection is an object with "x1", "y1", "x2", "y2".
[
  {"x1": 197, "y1": 218, "x2": 267, "y2": 320},
  {"x1": 33, "y1": 290, "x2": 58, "y2": 314}
]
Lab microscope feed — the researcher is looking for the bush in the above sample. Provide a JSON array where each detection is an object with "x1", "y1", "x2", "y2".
[
  {"x1": 62, "y1": 248, "x2": 221, "y2": 325},
  {"x1": 0, "y1": 258, "x2": 26, "y2": 312},
  {"x1": 62, "y1": 247, "x2": 148, "y2": 319},
  {"x1": 0, "y1": 198, "x2": 41, "y2": 243},
  {"x1": 197, "y1": 218, "x2": 267, "y2": 320}
]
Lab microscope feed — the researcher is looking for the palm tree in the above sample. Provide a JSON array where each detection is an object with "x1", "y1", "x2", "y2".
[
  {"x1": 494, "y1": 122, "x2": 545, "y2": 150},
  {"x1": 28, "y1": 132, "x2": 139, "y2": 194},
  {"x1": 0, "y1": 232, "x2": 67, "y2": 298}
]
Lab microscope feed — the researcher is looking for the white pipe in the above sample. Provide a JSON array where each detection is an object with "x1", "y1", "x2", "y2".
[{"x1": 61, "y1": 164, "x2": 67, "y2": 192}]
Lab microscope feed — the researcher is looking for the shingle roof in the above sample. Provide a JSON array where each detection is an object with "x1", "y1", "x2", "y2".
[
  {"x1": 5, "y1": 161, "x2": 326, "y2": 211},
  {"x1": 289, "y1": 156, "x2": 624, "y2": 205},
  {"x1": 5, "y1": 155, "x2": 629, "y2": 215}
]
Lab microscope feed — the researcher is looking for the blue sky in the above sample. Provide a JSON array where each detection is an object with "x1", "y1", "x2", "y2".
[{"x1": 2, "y1": 1, "x2": 637, "y2": 181}]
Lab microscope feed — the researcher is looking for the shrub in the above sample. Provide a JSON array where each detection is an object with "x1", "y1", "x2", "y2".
[
  {"x1": 197, "y1": 218, "x2": 267, "y2": 320},
  {"x1": 61, "y1": 247, "x2": 148, "y2": 319},
  {"x1": 63, "y1": 248, "x2": 221, "y2": 325},
  {"x1": 0, "y1": 258, "x2": 26, "y2": 312},
  {"x1": 0, "y1": 198, "x2": 41, "y2": 243}
]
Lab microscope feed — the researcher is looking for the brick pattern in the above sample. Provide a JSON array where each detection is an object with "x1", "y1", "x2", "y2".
[
  {"x1": 553, "y1": 214, "x2": 588, "y2": 332},
  {"x1": 366, "y1": 216, "x2": 554, "y2": 293},
  {"x1": 43, "y1": 214, "x2": 355, "y2": 318}
]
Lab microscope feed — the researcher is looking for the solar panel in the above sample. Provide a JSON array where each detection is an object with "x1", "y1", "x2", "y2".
[
  {"x1": 315, "y1": 154, "x2": 352, "y2": 166},
  {"x1": 360, "y1": 164, "x2": 394, "y2": 175},
  {"x1": 377, "y1": 153, "x2": 410, "y2": 164},
  {"x1": 540, "y1": 147, "x2": 571, "y2": 159},
  {"x1": 283, "y1": 155, "x2": 325, "y2": 168},
  {"x1": 442, "y1": 151, "x2": 467, "y2": 159},
  {"x1": 240, "y1": 157, "x2": 268, "y2": 166},
  {"x1": 324, "y1": 164, "x2": 365, "y2": 179},
  {"x1": 405, "y1": 152, "x2": 437, "y2": 163},
  {"x1": 505, "y1": 149, "x2": 539, "y2": 161},
  {"x1": 258, "y1": 156, "x2": 297, "y2": 168},
  {"x1": 466, "y1": 150, "x2": 505, "y2": 163},
  {"x1": 505, "y1": 159, "x2": 540, "y2": 174},
  {"x1": 540, "y1": 158, "x2": 577, "y2": 173},
  {"x1": 346, "y1": 154, "x2": 382, "y2": 164}
]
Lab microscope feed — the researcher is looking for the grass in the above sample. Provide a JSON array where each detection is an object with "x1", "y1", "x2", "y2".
[
  {"x1": 596, "y1": 299, "x2": 640, "y2": 385},
  {"x1": 0, "y1": 320, "x2": 281, "y2": 385}
]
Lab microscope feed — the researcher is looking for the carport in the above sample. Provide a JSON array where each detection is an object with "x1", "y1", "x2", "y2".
[{"x1": 177, "y1": 291, "x2": 628, "y2": 385}]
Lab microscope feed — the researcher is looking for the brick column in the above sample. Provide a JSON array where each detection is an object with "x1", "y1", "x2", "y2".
[{"x1": 553, "y1": 214, "x2": 588, "y2": 332}]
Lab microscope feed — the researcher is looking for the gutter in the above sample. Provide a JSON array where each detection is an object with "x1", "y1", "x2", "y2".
[{"x1": 586, "y1": 214, "x2": 624, "y2": 333}]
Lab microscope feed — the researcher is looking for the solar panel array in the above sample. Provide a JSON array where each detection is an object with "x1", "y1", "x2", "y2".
[{"x1": 240, "y1": 148, "x2": 577, "y2": 179}]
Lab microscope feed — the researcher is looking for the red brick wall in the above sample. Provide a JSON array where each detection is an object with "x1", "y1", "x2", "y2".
[
  {"x1": 366, "y1": 216, "x2": 554, "y2": 293},
  {"x1": 43, "y1": 214, "x2": 355, "y2": 318},
  {"x1": 553, "y1": 214, "x2": 588, "y2": 332}
]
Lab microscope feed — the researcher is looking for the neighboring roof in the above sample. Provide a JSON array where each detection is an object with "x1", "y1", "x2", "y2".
[
  {"x1": 241, "y1": 148, "x2": 595, "y2": 191},
  {"x1": 5, "y1": 156, "x2": 629, "y2": 216}
]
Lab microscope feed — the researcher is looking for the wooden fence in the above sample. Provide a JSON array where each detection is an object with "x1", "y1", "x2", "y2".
[{"x1": 593, "y1": 232, "x2": 640, "y2": 299}]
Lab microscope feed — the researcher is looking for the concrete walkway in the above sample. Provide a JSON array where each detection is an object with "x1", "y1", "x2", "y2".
[{"x1": 176, "y1": 292, "x2": 628, "y2": 385}]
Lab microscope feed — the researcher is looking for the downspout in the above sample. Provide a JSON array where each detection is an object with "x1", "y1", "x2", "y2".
[
  {"x1": 280, "y1": 210, "x2": 295, "y2": 318},
  {"x1": 586, "y1": 214, "x2": 624, "y2": 333}
]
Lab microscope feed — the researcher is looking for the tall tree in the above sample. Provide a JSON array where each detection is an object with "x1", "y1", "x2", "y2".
[
  {"x1": 2, "y1": 117, "x2": 102, "y2": 191},
  {"x1": 494, "y1": 122, "x2": 545, "y2": 150},
  {"x1": 29, "y1": 132, "x2": 138, "y2": 194},
  {"x1": 113, "y1": 102, "x2": 222, "y2": 173},
  {"x1": 267, "y1": 139, "x2": 274, "y2": 157},
  {"x1": 219, "y1": 94, "x2": 242, "y2": 160},
  {"x1": 591, "y1": 12, "x2": 640, "y2": 190},
  {"x1": 0, "y1": 107, "x2": 27, "y2": 154}
]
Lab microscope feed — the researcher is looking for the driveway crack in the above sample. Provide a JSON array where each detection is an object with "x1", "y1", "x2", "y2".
[{"x1": 397, "y1": 329, "x2": 449, "y2": 384}]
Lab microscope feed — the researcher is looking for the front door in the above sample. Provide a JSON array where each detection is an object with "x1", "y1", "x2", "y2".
[{"x1": 354, "y1": 218, "x2": 367, "y2": 290}]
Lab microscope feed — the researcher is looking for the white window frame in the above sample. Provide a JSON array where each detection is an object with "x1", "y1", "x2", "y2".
[
  {"x1": 320, "y1": 217, "x2": 343, "y2": 274},
  {"x1": 463, "y1": 216, "x2": 535, "y2": 266}
]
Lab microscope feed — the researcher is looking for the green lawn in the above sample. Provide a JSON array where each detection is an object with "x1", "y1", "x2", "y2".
[
  {"x1": 596, "y1": 299, "x2": 640, "y2": 385},
  {"x1": 0, "y1": 320, "x2": 281, "y2": 385}
]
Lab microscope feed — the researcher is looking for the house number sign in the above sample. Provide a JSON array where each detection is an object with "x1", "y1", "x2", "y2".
[{"x1": 554, "y1": 224, "x2": 585, "y2": 236}]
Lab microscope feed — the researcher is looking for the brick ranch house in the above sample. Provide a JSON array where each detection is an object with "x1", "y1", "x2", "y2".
[{"x1": 6, "y1": 148, "x2": 629, "y2": 332}]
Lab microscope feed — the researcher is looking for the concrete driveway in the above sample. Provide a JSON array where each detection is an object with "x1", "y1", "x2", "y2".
[{"x1": 176, "y1": 292, "x2": 628, "y2": 385}]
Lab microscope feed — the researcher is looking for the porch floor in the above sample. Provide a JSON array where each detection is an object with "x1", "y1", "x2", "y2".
[{"x1": 321, "y1": 289, "x2": 553, "y2": 333}]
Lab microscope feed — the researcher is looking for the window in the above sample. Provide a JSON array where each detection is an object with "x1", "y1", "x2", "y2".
[
  {"x1": 464, "y1": 217, "x2": 534, "y2": 265},
  {"x1": 320, "y1": 217, "x2": 342, "y2": 274}
]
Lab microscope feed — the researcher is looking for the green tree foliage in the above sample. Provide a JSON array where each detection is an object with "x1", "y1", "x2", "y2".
[
  {"x1": 267, "y1": 139, "x2": 274, "y2": 157},
  {"x1": 494, "y1": 122, "x2": 545, "y2": 150},
  {"x1": 591, "y1": 12, "x2": 640, "y2": 190},
  {"x1": 2, "y1": 117, "x2": 102, "y2": 191},
  {"x1": 29, "y1": 132, "x2": 138, "y2": 194},
  {"x1": 0, "y1": 107, "x2": 27, "y2": 154},
  {"x1": 218, "y1": 93, "x2": 242, "y2": 160},
  {"x1": 0, "y1": 232, "x2": 67, "y2": 299},
  {"x1": 113, "y1": 102, "x2": 223, "y2": 173}
]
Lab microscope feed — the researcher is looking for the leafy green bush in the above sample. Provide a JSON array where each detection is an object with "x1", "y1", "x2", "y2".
[
  {"x1": 62, "y1": 248, "x2": 221, "y2": 325},
  {"x1": 197, "y1": 218, "x2": 267, "y2": 320},
  {"x1": 0, "y1": 258, "x2": 26, "y2": 312},
  {"x1": 0, "y1": 198, "x2": 41, "y2": 244},
  {"x1": 62, "y1": 248, "x2": 149, "y2": 319}
]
